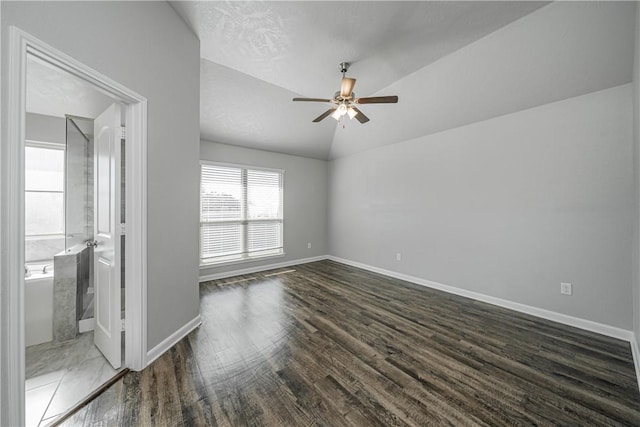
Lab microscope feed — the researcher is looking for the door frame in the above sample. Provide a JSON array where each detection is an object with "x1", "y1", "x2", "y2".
[{"x1": 2, "y1": 26, "x2": 148, "y2": 426}]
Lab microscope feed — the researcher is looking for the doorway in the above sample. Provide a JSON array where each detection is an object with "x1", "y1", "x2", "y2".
[
  {"x1": 3, "y1": 27, "x2": 148, "y2": 427},
  {"x1": 24, "y1": 53, "x2": 125, "y2": 424}
]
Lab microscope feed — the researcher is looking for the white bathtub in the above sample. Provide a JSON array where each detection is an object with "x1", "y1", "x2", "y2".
[{"x1": 25, "y1": 271, "x2": 53, "y2": 347}]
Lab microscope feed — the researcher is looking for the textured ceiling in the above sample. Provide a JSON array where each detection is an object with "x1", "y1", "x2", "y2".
[
  {"x1": 172, "y1": 1, "x2": 634, "y2": 160},
  {"x1": 26, "y1": 54, "x2": 113, "y2": 119}
]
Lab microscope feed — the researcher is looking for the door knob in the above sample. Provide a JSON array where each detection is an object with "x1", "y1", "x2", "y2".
[{"x1": 85, "y1": 240, "x2": 99, "y2": 247}]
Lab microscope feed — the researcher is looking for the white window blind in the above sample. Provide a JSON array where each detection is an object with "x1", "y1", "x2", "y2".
[{"x1": 200, "y1": 163, "x2": 283, "y2": 265}]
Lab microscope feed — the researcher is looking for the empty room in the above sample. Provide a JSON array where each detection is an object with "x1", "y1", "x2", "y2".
[{"x1": 2, "y1": 1, "x2": 640, "y2": 426}]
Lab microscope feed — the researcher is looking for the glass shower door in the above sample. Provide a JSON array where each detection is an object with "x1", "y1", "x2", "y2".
[
  {"x1": 65, "y1": 117, "x2": 92, "y2": 249},
  {"x1": 65, "y1": 117, "x2": 94, "y2": 320}
]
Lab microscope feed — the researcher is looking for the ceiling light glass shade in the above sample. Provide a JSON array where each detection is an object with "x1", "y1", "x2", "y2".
[
  {"x1": 347, "y1": 107, "x2": 358, "y2": 119},
  {"x1": 332, "y1": 103, "x2": 348, "y2": 120}
]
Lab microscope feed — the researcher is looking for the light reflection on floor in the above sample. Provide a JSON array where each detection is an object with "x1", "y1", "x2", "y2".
[{"x1": 198, "y1": 277, "x2": 292, "y2": 388}]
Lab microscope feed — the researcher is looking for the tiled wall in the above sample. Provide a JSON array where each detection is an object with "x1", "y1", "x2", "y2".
[{"x1": 52, "y1": 245, "x2": 91, "y2": 341}]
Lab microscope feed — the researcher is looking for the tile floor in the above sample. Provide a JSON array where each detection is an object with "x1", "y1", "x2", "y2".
[{"x1": 25, "y1": 332, "x2": 117, "y2": 427}]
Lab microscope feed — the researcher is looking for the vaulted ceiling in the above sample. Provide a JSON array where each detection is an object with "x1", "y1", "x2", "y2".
[{"x1": 171, "y1": 1, "x2": 636, "y2": 160}]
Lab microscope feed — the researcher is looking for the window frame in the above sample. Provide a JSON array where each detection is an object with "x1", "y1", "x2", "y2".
[
  {"x1": 24, "y1": 140, "x2": 66, "y2": 243},
  {"x1": 199, "y1": 160, "x2": 285, "y2": 267}
]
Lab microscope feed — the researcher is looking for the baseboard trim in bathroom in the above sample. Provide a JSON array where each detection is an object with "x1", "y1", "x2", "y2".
[{"x1": 49, "y1": 368, "x2": 129, "y2": 427}]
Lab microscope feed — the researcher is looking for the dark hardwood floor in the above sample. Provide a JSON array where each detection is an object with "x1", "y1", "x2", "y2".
[{"x1": 62, "y1": 260, "x2": 640, "y2": 426}]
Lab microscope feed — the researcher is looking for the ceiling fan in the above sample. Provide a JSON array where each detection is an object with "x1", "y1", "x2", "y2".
[{"x1": 292, "y1": 62, "x2": 398, "y2": 124}]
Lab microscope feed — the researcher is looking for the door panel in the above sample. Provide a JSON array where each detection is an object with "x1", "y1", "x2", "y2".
[
  {"x1": 97, "y1": 134, "x2": 111, "y2": 234},
  {"x1": 93, "y1": 103, "x2": 122, "y2": 369},
  {"x1": 95, "y1": 257, "x2": 112, "y2": 333}
]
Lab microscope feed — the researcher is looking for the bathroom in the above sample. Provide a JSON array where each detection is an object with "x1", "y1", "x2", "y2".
[
  {"x1": 24, "y1": 54, "x2": 124, "y2": 426},
  {"x1": 25, "y1": 113, "x2": 96, "y2": 347}
]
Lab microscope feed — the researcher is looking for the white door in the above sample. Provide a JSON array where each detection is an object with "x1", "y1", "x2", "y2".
[{"x1": 93, "y1": 103, "x2": 122, "y2": 369}]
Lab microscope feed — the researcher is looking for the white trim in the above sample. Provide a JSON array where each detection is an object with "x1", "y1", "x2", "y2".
[
  {"x1": 327, "y1": 256, "x2": 634, "y2": 342},
  {"x1": 24, "y1": 139, "x2": 65, "y2": 149},
  {"x1": 1, "y1": 2, "x2": 3, "y2": 421},
  {"x1": 124, "y1": 98, "x2": 148, "y2": 372},
  {"x1": 2, "y1": 25, "x2": 28, "y2": 427},
  {"x1": 199, "y1": 255, "x2": 328, "y2": 282},
  {"x1": 200, "y1": 252, "x2": 285, "y2": 269},
  {"x1": 146, "y1": 315, "x2": 201, "y2": 366},
  {"x1": 199, "y1": 255, "x2": 640, "y2": 391},
  {"x1": 200, "y1": 159, "x2": 285, "y2": 175},
  {"x1": 631, "y1": 338, "x2": 640, "y2": 393},
  {"x1": 3, "y1": 27, "x2": 148, "y2": 426}
]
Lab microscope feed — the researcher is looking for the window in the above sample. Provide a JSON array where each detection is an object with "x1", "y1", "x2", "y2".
[
  {"x1": 25, "y1": 142, "x2": 66, "y2": 262},
  {"x1": 200, "y1": 162, "x2": 284, "y2": 265}
]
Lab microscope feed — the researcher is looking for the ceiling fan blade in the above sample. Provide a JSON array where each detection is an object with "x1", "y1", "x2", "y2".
[
  {"x1": 351, "y1": 106, "x2": 370, "y2": 124},
  {"x1": 355, "y1": 96, "x2": 398, "y2": 104},
  {"x1": 340, "y1": 77, "x2": 356, "y2": 98},
  {"x1": 312, "y1": 108, "x2": 335, "y2": 123},
  {"x1": 293, "y1": 97, "x2": 332, "y2": 102}
]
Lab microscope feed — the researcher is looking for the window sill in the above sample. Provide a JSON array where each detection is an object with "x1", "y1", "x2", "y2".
[{"x1": 199, "y1": 252, "x2": 286, "y2": 270}]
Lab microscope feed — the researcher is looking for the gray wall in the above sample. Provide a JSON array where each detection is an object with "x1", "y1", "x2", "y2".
[
  {"x1": 200, "y1": 141, "x2": 328, "y2": 278},
  {"x1": 329, "y1": 84, "x2": 634, "y2": 329},
  {"x1": 1, "y1": 1, "x2": 201, "y2": 351},
  {"x1": 634, "y1": 6, "x2": 640, "y2": 344},
  {"x1": 25, "y1": 113, "x2": 64, "y2": 144}
]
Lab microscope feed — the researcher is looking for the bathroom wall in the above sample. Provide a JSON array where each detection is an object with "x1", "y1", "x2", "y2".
[{"x1": 25, "y1": 112, "x2": 64, "y2": 144}]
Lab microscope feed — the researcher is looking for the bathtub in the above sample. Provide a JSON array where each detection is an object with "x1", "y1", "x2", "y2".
[{"x1": 25, "y1": 265, "x2": 54, "y2": 347}]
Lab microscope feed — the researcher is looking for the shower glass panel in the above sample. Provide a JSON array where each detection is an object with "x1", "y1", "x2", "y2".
[
  {"x1": 65, "y1": 117, "x2": 95, "y2": 320},
  {"x1": 65, "y1": 117, "x2": 92, "y2": 248}
]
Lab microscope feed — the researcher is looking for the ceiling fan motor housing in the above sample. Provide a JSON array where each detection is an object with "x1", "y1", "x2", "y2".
[{"x1": 334, "y1": 91, "x2": 356, "y2": 101}]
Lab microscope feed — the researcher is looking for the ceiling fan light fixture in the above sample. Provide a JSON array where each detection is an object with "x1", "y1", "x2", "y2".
[
  {"x1": 332, "y1": 103, "x2": 348, "y2": 120},
  {"x1": 347, "y1": 106, "x2": 358, "y2": 119}
]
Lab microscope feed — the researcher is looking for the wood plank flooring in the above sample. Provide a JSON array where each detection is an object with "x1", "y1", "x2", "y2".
[{"x1": 61, "y1": 260, "x2": 640, "y2": 426}]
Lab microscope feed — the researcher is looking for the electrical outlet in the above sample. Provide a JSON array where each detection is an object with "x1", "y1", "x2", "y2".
[
  {"x1": 560, "y1": 282, "x2": 572, "y2": 295},
  {"x1": 396, "y1": 253, "x2": 402, "y2": 261},
  {"x1": 307, "y1": 242, "x2": 312, "y2": 249}
]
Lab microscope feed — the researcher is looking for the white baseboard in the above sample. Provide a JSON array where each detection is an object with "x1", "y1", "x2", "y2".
[
  {"x1": 631, "y1": 337, "x2": 640, "y2": 393},
  {"x1": 199, "y1": 255, "x2": 328, "y2": 283},
  {"x1": 330, "y1": 256, "x2": 640, "y2": 392},
  {"x1": 327, "y1": 256, "x2": 634, "y2": 342},
  {"x1": 146, "y1": 315, "x2": 201, "y2": 366},
  {"x1": 197, "y1": 254, "x2": 640, "y2": 391}
]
